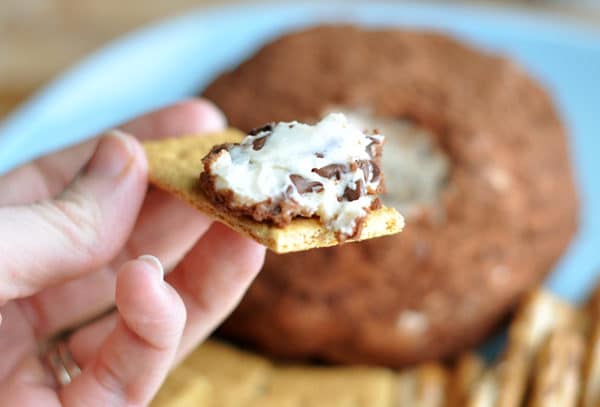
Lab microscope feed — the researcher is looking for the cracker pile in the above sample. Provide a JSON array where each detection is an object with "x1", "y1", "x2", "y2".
[{"x1": 153, "y1": 287, "x2": 600, "y2": 406}]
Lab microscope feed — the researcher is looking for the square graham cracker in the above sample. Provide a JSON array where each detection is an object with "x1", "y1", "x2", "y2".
[{"x1": 143, "y1": 131, "x2": 404, "y2": 253}]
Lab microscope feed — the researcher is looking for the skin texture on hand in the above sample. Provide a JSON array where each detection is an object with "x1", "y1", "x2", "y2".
[{"x1": 0, "y1": 100, "x2": 266, "y2": 406}]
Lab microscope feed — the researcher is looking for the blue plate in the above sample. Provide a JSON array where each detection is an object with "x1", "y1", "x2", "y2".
[{"x1": 1, "y1": 2, "x2": 599, "y2": 306}]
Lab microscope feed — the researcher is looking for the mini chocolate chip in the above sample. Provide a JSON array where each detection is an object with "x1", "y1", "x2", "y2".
[
  {"x1": 288, "y1": 124, "x2": 295, "y2": 128},
  {"x1": 315, "y1": 152, "x2": 325, "y2": 158},
  {"x1": 207, "y1": 143, "x2": 231, "y2": 155},
  {"x1": 366, "y1": 140, "x2": 382, "y2": 159},
  {"x1": 285, "y1": 185, "x2": 294, "y2": 197},
  {"x1": 290, "y1": 174, "x2": 324, "y2": 194},
  {"x1": 248, "y1": 123, "x2": 274, "y2": 136},
  {"x1": 356, "y1": 160, "x2": 381, "y2": 182},
  {"x1": 312, "y1": 164, "x2": 348, "y2": 180},
  {"x1": 356, "y1": 160, "x2": 371, "y2": 180},
  {"x1": 343, "y1": 180, "x2": 365, "y2": 201},
  {"x1": 252, "y1": 135, "x2": 268, "y2": 151},
  {"x1": 371, "y1": 162, "x2": 381, "y2": 181},
  {"x1": 366, "y1": 144, "x2": 374, "y2": 158}
]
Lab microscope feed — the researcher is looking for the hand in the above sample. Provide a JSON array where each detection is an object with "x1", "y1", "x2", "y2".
[{"x1": 0, "y1": 100, "x2": 266, "y2": 406}]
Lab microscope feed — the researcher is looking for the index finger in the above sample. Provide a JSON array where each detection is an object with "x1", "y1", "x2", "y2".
[
  {"x1": 0, "y1": 99, "x2": 226, "y2": 206},
  {"x1": 121, "y1": 98, "x2": 226, "y2": 141}
]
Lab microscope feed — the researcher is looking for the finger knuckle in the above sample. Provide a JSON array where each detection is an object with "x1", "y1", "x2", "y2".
[
  {"x1": 92, "y1": 356, "x2": 127, "y2": 401},
  {"x1": 36, "y1": 189, "x2": 109, "y2": 263}
]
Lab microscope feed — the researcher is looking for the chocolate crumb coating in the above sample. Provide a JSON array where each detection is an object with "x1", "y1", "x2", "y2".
[
  {"x1": 203, "y1": 25, "x2": 578, "y2": 366},
  {"x1": 200, "y1": 114, "x2": 386, "y2": 240}
]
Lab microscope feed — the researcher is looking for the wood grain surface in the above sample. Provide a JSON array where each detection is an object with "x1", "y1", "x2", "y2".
[{"x1": 0, "y1": 0, "x2": 598, "y2": 119}]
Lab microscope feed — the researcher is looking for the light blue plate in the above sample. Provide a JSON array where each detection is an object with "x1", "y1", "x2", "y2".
[{"x1": 1, "y1": 2, "x2": 599, "y2": 308}]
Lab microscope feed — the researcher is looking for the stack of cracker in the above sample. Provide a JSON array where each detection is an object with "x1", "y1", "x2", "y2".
[{"x1": 152, "y1": 287, "x2": 600, "y2": 406}]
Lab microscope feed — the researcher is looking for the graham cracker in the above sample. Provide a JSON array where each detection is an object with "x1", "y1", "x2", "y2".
[
  {"x1": 143, "y1": 131, "x2": 404, "y2": 253},
  {"x1": 529, "y1": 329, "x2": 584, "y2": 407},
  {"x1": 153, "y1": 340, "x2": 395, "y2": 407},
  {"x1": 467, "y1": 369, "x2": 499, "y2": 407},
  {"x1": 396, "y1": 363, "x2": 448, "y2": 407},
  {"x1": 447, "y1": 353, "x2": 486, "y2": 407},
  {"x1": 151, "y1": 288, "x2": 600, "y2": 406},
  {"x1": 580, "y1": 291, "x2": 600, "y2": 407},
  {"x1": 495, "y1": 290, "x2": 583, "y2": 407}
]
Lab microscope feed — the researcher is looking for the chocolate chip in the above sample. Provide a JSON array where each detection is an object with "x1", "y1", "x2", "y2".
[
  {"x1": 248, "y1": 123, "x2": 274, "y2": 136},
  {"x1": 290, "y1": 174, "x2": 324, "y2": 194},
  {"x1": 343, "y1": 180, "x2": 365, "y2": 201},
  {"x1": 366, "y1": 145, "x2": 374, "y2": 158},
  {"x1": 248, "y1": 123, "x2": 275, "y2": 150},
  {"x1": 283, "y1": 185, "x2": 295, "y2": 200},
  {"x1": 312, "y1": 164, "x2": 348, "y2": 180},
  {"x1": 366, "y1": 140, "x2": 383, "y2": 159},
  {"x1": 207, "y1": 143, "x2": 231, "y2": 155},
  {"x1": 356, "y1": 160, "x2": 370, "y2": 179},
  {"x1": 366, "y1": 136, "x2": 380, "y2": 147},
  {"x1": 252, "y1": 135, "x2": 268, "y2": 151},
  {"x1": 356, "y1": 160, "x2": 381, "y2": 182},
  {"x1": 371, "y1": 162, "x2": 381, "y2": 181},
  {"x1": 365, "y1": 134, "x2": 383, "y2": 158},
  {"x1": 315, "y1": 152, "x2": 325, "y2": 158}
]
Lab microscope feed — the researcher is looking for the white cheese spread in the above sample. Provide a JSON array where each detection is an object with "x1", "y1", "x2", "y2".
[{"x1": 208, "y1": 113, "x2": 384, "y2": 237}]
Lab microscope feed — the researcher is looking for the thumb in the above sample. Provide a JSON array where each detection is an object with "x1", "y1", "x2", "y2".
[{"x1": 0, "y1": 130, "x2": 147, "y2": 304}]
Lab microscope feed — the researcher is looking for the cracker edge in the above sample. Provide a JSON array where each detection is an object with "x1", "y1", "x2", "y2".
[
  {"x1": 528, "y1": 329, "x2": 585, "y2": 407},
  {"x1": 580, "y1": 295, "x2": 600, "y2": 407},
  {"x1": 396, "y1": 363, "x2": 448, "y2": 407},
  {"x1": 494, "y1": 290, "x2": 583, "y2": 407},
  {"x1": 447, "y1": 353, "x2": 486, "y2": 407}
]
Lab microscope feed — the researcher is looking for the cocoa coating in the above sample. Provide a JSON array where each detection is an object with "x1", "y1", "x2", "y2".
[{"x1": 199, "y1": 122, "x2": 385, "y2": 239}]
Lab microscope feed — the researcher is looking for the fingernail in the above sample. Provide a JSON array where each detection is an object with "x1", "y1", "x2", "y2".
[
  {"x1": 195, "y1": 99, "x2": 227, "y2": 131},
  {"x1": 205, "y1": 101, "x2": 228, "y2": 130},
  {"x1": 138, "y1": 255, "x2": 164, "y2": 279},
  {"x1": 86, "y1": 129, "x2": 134, "y2": 177}
]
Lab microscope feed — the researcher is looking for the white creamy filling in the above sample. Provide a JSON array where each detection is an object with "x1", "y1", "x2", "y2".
[
  {"x1": 210, "y1": 113, "x2": 383, "y2": 234},
  {"x1": 325, "y1": 108, "x2": 449, "y2": 218}
]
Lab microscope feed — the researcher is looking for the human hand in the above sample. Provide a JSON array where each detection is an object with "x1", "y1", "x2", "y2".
[{"x1": 0, "y1": 100, "x2": 266, "y2": 406}]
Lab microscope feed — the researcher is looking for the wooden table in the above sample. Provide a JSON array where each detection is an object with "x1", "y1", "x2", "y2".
[{"x1": 1, "y1": 0, "x2": 599, "y2": 119}]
